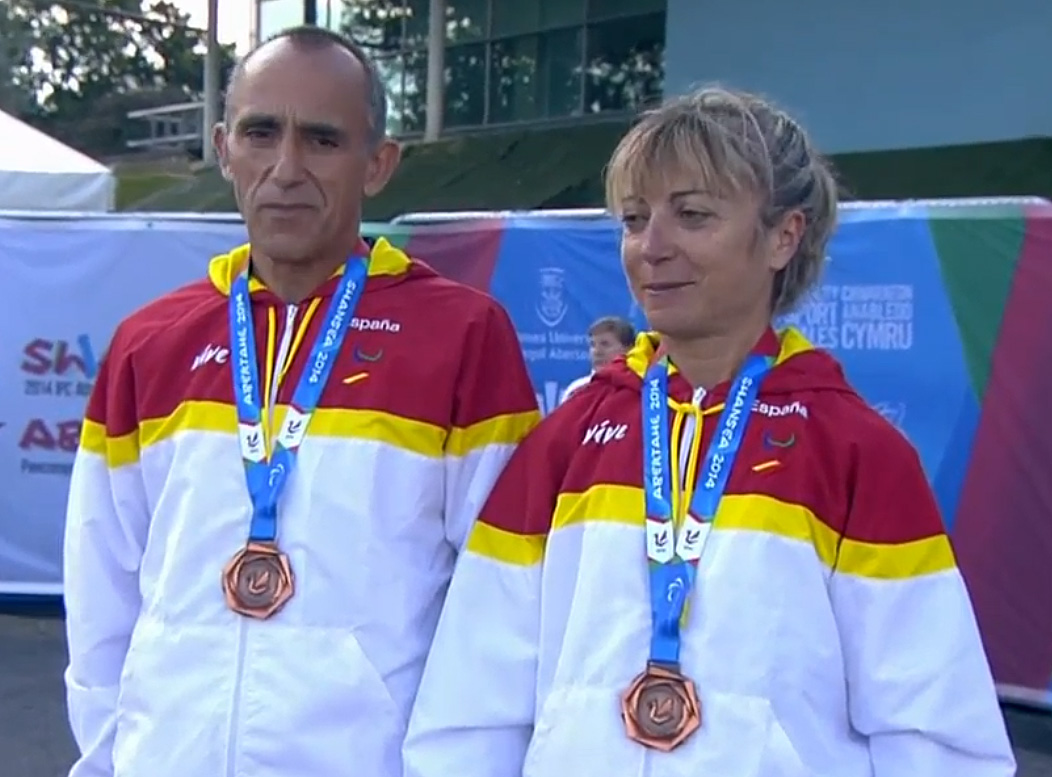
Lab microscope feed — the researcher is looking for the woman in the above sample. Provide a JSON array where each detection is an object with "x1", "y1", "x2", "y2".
[{"x1": 402, "y1": 87, "x2": 1015, "y2": 776}]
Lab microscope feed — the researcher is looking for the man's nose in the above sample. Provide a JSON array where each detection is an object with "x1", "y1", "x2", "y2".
[{"x1": 270, "y1": 136, "x2": 307, "y2": 187}]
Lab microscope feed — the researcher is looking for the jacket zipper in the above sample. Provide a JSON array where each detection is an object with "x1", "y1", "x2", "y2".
[
  {"x1": 225, "y1": 303, "x2": 299, "y2": 777},
  {"x1": 677, "y1": 388, "x2": 706, "y2": 492},
  {"x1": 269, "y1": 305, "x2": 300, "y2": 422}
]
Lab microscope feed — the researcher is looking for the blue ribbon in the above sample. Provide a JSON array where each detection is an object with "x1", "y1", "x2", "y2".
[
  {"x1": 641, "y1": 353, "x2": 773, "y2": 666},
  {"x1": 228, "y1": 257, "x2": 369, "y2": 542}
]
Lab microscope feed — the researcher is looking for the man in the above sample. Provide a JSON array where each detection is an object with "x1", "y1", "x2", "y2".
[
  {"x1": 559, "y1": 316, "x2": 635, "y2": 404},
  {"x1": 62, "y1": 27, "x2": 539, "y2": 777}
]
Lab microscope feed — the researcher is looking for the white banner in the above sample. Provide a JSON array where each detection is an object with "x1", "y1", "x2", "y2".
[{"x1": 0, "y1": 213, "x2": 247, "y2": 594}]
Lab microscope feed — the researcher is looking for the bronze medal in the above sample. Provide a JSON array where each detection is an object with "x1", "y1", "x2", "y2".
[
  {"x1": 222, "y1": 541, "x2": 295, "y2": 619},
  {"x1": 621, "y1": 662, "x2": 702, "y2": 752}
]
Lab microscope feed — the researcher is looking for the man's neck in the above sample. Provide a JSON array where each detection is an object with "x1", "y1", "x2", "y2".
[
  {"x1": 251, "y1": 251, "x2": 348, "y2": 304},
  {"x1": 662, "y1": 314, "x2": 772, "y2": 390}
]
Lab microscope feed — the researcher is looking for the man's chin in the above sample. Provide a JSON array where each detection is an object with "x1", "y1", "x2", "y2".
[{"x1": 251, "y1": 236, "x2": 316, "y2": 264}]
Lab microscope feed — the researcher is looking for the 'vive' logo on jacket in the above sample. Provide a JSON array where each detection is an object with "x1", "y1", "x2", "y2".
[{"x1": 583, "y1": 419, "x2": 628, "y2": 445}]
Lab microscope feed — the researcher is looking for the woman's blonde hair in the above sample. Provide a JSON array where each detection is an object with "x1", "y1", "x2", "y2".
[{"x1": 605, "y1": 85, "x2": 839, "y2": 315}]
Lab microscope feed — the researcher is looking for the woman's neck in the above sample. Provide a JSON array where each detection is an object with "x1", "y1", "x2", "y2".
[{"x1": 662, "y1": 316, "x2": 772, "y2": 390}]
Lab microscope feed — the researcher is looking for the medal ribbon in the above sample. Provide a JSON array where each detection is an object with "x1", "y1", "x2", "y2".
[
  {"x1": 229, "y1": 257, "x2": 369, "y2": 542},
  {"x1": 642, "y1": 353, "x2": 773, "y2": 666}
]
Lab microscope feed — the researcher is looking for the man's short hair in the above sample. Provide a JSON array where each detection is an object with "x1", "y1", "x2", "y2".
[
  {"x1": 589, "y1": 316, "x2": 636, "y2": 347},
  {"x1": 225, "y1": 25, "x2": 388, "y2": 146}
]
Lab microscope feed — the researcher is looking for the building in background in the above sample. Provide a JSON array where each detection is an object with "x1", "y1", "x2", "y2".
[
  {"x1": 253, "y1": 0, "x2": 1051, "y2": 155},
  {"x1": 253, "y1": 0, "x2": 666, "y2": 139},
  {"x1": 664, "y1": 0, "x2": 1051, "y2": 155},
  {"x1": 128, "y1": 0, "x2": 1049, "y2": 219}
]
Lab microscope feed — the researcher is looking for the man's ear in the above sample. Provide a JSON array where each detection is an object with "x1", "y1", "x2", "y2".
[
  {"x1": 213, "y1": 122, "x2": 232, "y2": 181},
  {"x1": 363, "y1": 138, "x2": 402, "y2": 197}
]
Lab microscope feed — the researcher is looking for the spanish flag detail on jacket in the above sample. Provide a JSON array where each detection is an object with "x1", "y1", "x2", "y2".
[
  {"x1": 403, "y1": 328, "x2": 1015, "y2": 777},
  {"x1": 63, "y1": 237, "x2": 540, "y2": 777}
]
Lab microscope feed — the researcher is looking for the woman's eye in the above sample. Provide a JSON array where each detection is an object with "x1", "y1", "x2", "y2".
[{"x1": 621, "y1": 214, "x2": 647, "y2": 231}]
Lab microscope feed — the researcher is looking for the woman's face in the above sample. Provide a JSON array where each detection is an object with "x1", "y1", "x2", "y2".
[{"x1": 619, "y1": 173, "x2": 802, "y2": 341}]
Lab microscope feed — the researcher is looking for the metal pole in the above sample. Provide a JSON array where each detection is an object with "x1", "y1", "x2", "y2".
[
  {"x1": 424, "y1": 0, "x2": 445, "y2": 141},
  {"x1": 202, "y1": 0, "x2": 220, "y2": 164}
]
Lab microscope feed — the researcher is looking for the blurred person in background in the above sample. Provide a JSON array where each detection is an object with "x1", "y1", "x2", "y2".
[
  {"x1": 560, "y1": 316, "x2": 636, "y2": 404},
  {"x1": 402, "y1": 87, "x2": 1014, "y2": 777},
  {"x1": 61, "y1": 26, "x2": 537, "y2": 777}
]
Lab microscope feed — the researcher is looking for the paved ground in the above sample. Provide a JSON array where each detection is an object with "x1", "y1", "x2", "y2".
[
  {"x1": 2, "y1": 612, "x2": 78, "y2": 777},
  {"x1": 2, "y1": 610, "x2": 1050, "y2": 777}
]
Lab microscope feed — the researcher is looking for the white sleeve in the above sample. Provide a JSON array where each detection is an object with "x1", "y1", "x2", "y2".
[
  {"x1": 833, "y1": 567, "x2": 1016, "y2": 776},
  {"x1": 442, "y1": 301, "x2": 539, "y2": 550},
  {"x1": 406, "y1": 405, "x2": 570, "y2": 777},
  {"x1": 403, "y1": 547, "x2": 541, "y2": 777},
  {"x1": 63, "y1": 343, "x2": 149, "y2": 777},
  {"x1": 831, "y1": 430, "x2": 1015, "y2": 776}
]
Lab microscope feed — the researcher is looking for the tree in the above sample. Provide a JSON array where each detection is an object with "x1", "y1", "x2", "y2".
[
  {"x1": 0, "y1": 0, "x2": 236, "y2": 157},
  {"x1": 0, "y1": 2, "x2": 38, "y2": 117}
]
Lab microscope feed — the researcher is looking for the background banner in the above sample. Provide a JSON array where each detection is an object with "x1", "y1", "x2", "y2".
[{"x1": 1, "y1": 200, "x2": 1050, "y2": 707}]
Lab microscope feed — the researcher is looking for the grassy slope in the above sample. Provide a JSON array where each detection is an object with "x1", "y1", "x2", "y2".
[{"x1": 117, "y1": 127, "x2": 1052, "y2": 217}]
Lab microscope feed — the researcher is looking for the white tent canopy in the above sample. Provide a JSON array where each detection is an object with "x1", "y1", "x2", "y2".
[{"x1": 0, "y1": 110, "x2": 115, "y2": 212}]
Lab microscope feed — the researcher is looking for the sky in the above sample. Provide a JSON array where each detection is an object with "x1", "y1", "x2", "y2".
[{"x1": 171, "y1": 0, "x2": 253, "y2": 52}]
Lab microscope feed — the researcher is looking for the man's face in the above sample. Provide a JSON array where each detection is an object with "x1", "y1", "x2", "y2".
[
  {"x1": 213, "y1": 39, "x2": 399, "y2": 265},
  {"x1": 590, "y1": 330, "x2": 627, "y2": 370}
]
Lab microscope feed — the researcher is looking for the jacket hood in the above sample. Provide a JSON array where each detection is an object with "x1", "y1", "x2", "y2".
[
  {"x1": 206, "y1": 236, "x2": 436, "y2": 300},
  {"x1": 594, "y1": 327, "x2": 853, "y2": 403}
]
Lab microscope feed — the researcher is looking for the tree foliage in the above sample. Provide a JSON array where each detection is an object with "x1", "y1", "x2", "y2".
[{"x1": 0, "y1": 0, "x2": 235, "y2": 157}]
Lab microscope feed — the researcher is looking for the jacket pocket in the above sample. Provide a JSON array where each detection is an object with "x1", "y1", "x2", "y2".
[
  {"x1": 525, "y1": 685, "x2": 810, "y2": 777},
  {"x1": 237, "y1": 627, "x2": 405, "y2": 777},
  {"x1": 659, "y1": 689, "x2": 811, "y2": 777},
  {"x1": 525, "y1": 684, "x2": 646, "y2": 777}
]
